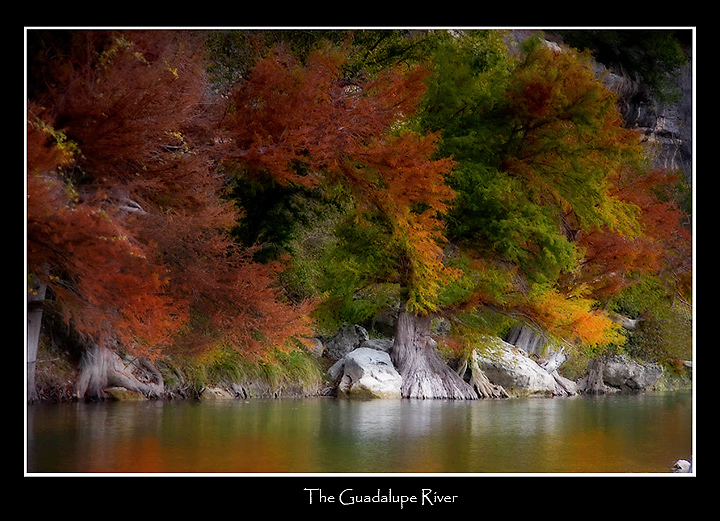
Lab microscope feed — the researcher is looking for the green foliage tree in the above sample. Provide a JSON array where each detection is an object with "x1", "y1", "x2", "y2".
[{"x1": 418, "y1": 33, "x2": 654, "y2": 351}]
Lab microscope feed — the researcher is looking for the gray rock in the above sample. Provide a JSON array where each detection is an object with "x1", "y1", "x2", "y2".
[
  {"x1": 602, "y1": 355, "x2": 663, "y2": 391},
  {"x1": 506, "y1": 323, "x2": 567, "y2": 373},
  {"x1": 327, "y1": 358, "x2": 345, "y2": 381},
  {"x1": 670, "y1": 459, "x2": 692, "y2": 473},
  {"x1": 337, "y1": 348, "x2": 402, "y2": 399},
  {"x1": 359, "y1": 338, "x2": 394, "y2": 353},
  {"x1": 550, "y1": 370, "x2": 578, "y2": 396},
  {"x1": 324, "y1": 325, "x2": 370, "y2": 361},
  {"x1": 474, "y1": 337, "x2": 558, "y2": 397},
  {"x1": 578, "y1": 355, "x2": 664, "y2": 394}
]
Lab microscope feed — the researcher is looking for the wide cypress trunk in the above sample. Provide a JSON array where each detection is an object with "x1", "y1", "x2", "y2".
[
  {"x1": 391, "y1": 309, "x2": 477, "y2": 399},
  {"x1": 74, "y1": 342, "x2": 165, "y2": 400}
]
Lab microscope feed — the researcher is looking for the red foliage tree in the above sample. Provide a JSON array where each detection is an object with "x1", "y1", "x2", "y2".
[
  {"x1": 561, "y1": 168, "x2": 692, "y2": 301},
  {"x1": 26, "y1": 30, "x2": 313, "y2": 400}
]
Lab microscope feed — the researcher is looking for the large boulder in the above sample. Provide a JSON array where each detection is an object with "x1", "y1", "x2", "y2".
[
  {"x1": 336, "y1": 348, "x2": 402, "y2": 399},
  {"x1": 603, "y1": 355, "x2": 663, "y2": 390},
  {"x1": 578, "y1": 355, "x2": 663, "y2": 394},
  {"x1": 473, "y1": 337, "x2": 558, "y2": 397}
]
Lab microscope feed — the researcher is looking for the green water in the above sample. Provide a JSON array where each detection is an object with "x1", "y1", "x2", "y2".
[{"x1": 26, "y1": 391, "x2": 693, "y2": 474}]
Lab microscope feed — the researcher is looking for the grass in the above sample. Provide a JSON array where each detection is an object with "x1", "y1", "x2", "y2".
[{"x1": 169, "y1": 343, "x2": 327, "y2": 398}]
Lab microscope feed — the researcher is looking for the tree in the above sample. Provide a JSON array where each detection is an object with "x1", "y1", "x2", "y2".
[
  {"x1": 220, "y1": 44, "x2": 476, "y2": 398},
  {"x1": 26, "y1": 30, "x2": 312, "y2": 401},
  {"x1": 27, "y1": 30, "x2": 691, "y2": 402},
  {"x1": 418, "y1": 35, "x2": 662, "y2": 363}
]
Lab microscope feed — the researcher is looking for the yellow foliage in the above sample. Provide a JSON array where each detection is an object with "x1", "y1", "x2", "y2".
[{"x1": 523, "y1": 284, "x2": 624, "y2": 347}]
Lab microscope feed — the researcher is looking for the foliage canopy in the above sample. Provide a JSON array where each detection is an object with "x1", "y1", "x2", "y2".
[{"x1": 26, "y1": 29, "x2": 692, "y2": 365}]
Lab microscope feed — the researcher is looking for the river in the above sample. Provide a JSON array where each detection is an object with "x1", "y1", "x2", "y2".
[{"x1": 26, "y1": 390, "x2": 693, "y2": 474}]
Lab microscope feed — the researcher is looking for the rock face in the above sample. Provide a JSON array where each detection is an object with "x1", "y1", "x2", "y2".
[
  {"x1": 334, "y1": 347, "x2": 403, "y2": 399},
  {"x1": 505, "y1": 323, "x2": 568, "y2": 373},
  {"x1": 603, "y1": 355, "x2": 663, "y2": 390},
  {"x1": 601, "y1": 61, "x2": 692, "y2": 180}
]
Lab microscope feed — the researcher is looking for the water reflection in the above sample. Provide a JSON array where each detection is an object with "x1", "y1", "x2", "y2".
[{"x1": 27, "y1": 391, "x2": 692, "y2": 474}]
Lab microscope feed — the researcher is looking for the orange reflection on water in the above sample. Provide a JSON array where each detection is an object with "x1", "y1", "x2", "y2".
[{"x1": 562, "y1": 428, "x2": 636, "y2": 473}]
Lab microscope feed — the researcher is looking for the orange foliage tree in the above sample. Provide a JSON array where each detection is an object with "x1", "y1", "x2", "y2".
[
  {"x1": 27, "y1": 31, "x2": 691, "y2": 401},
  {"x1": 221, "y1": 46, "x2": 458, "y2": 313},
  {"x1": 220, "y1": 45, "x2": 473, "y2": 398},
  {"x1": 26, "y1": 31, "x2": 313, "y2": 400}
]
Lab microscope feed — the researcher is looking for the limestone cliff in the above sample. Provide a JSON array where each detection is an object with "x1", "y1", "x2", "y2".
[{"x1": 599, "y1": 59, "x2": 692, "y2": 181}]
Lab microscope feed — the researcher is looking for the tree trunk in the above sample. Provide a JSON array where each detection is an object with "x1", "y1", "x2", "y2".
[
  {"x1": 583, "y1": 358, "x2": 608, "y2": 394},
  {"x1": 74, "y1": 342, "x2": 164, "y2": 400},
  {"x1": 27, "y1": 280, "x2": 47, "y2": 404},
  {"x1": 466, "y1": 352, "x2": 509, "y2": 399},
  {"x1": 391, "y1": 309, "x2": 477, "y2": 399}
]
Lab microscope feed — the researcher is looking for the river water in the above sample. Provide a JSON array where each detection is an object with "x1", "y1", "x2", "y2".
[{"x1": 26, "y1": 391, "x2": 693, "y2": 474}]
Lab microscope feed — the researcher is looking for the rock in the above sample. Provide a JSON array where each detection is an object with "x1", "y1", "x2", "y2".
[
  {"x1": 603, "y1": 355, "x2": 663, "y2": 390},
  {"x1": 326, "y1": 336, "x2": 393, "y2": 382},
  {"x1": 199, "y1": 386, "x2": 236, "y2": 399},
  {"x1": 671, "y1": 459, "x2": 692, "y2": 473},
  {"x1": 327, "y1": 358, "x2": 346, "y2": 381},
  {"x1": 505, "y1": 323, "x2": 567, "y2": 373},
  {"x1": 578, "y1": 355, "x2": 664, "y2": 393},
  {"x1": 549, "y1": 370, "x2": 578, "y2": 396},
  {"x1": 505, "y1": 323, "x2": 548, "y2": 356},
  {"x1": 600, "y1": 60, "x2": 692, "y2": 179},
  {"x1": 474, "y1": 337, "x2": 558, "y2": 397},
  {"x1": 359, "y1": 338, "x2": 394, "y2": 353},
  {"x1": 324, "y1": 325, "x2": 370, "y2": 361},
  {"x1": 337, "y1": 348, "x2": 402, "y2": 399},
  {"x1": 104, "y1": 386, "x2": 147, "y2": 401}
]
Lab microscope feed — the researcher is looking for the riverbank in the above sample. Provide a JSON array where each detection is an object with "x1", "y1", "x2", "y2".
[
  {"x1": 30, "y1": 323, "x2": 691, "y2": 404},
  {"x1": 31, "y1": 339, "x2": 330, "y2": 403}
]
